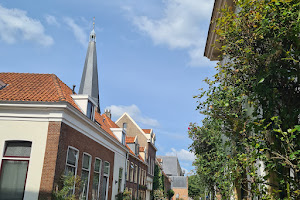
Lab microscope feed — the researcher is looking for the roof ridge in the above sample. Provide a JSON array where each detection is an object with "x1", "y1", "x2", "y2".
[
  {"x1": 1, "y1": 72, "x2": 54, "y2": 75},
  {"x1": 51, "y1": 74, "x2": 66, "y2": 101}
]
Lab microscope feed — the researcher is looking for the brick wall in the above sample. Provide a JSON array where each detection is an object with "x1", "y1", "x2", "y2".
[
  {"x1": 39, "y1": 122, "x2": 116, "y2": 200},
  {"x1": 126, "y1": 153, "x2": 147, "y2": 199},
  {"x1": 39, "y1": 121, "x2": 62, "y2": 199},
  {"x1": 173, "y1": 188, "x2": 189, "y2": 200}
]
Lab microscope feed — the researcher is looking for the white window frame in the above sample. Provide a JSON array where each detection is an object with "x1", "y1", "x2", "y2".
[
  {"x1": 103, "y1": 161, "x2": 110, "y2": 200},
  {"x1": 139, "y1": 167, "x2": 141, "y2": 184},
  {"x1": 118, "y1": 167, "x2": 123, "y2": 193},
  {"x1": 134, "y1": 164, "x2": 138, "y2": 183},
  {"x1": 92, "y1": 157, "x2": 102, "y2": 200},
  {"x1": 126, "y1": 160, "x2": 129, "y2": 181},
  {"x1": 65, "y1": 146, "x2": 79, "y2": 195},
  {"x1": 130, "y1": 162, "x2": 134, "y2": 182},
  {"x1": 80, "y1": 152, "x2": 91, "y2": 200}
]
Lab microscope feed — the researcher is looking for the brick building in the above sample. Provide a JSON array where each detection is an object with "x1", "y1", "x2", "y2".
[
  {"x1": 116, "y1": 113, "x2": 157, "y2": 200},
  {"x1": 124, "y1": 136, "x2": 147, "y2": 199},
  {"x1": 157, "y1": 156, "x2": 188, "y2": 200}
]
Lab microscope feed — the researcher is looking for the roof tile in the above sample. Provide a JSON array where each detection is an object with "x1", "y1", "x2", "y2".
[{"x1": 143, "y1": 129, "x2": 151, "y2": 134}]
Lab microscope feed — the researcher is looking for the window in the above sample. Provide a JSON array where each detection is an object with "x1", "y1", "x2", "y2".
[
  {"x1": 144, "y1": 170, "x2": 147, "y2": 185},
  {"x1": 92, "y1": 158, "x2": 102, "y2": 200},
  {"x1": 65, "y1": 147, "x2": 79, "y2": 194},
  {"x1": 148, "y1": 156, "x2": 151, "y2": 174},
  {"x1": 141, "y1": 169, "x2": 143, "y2": 185},
  {"x1": 130, "y1": 162, "x2": 134, "y2": 182},
  {"x1": 134, "y1": 165, "x2": 138, "y2": 183},
  {"x1": 87, "y1": 101, "x2": 95, "y2": 120},
  {"x1": 126, "y1": 160, "x2": 129, "y2": 181},
  {"x1": 139, "y1": 167, "x2": 141, "y2": 184},
  {"x1": 152, "y1": 159, "x2": 154, "y2": 175},
  {"x1": 118, "y1": 168, "x2": 123, "y2": 193},
  {"x1": 80, "y1": 153, "x2": 91, "y2": 200},
  {"x1": 123, "y1": 123, "x2": 127, "y2": 130},
  {"x1": 0, "y1": 141, "x2": 32, "y2": 200},
  {"x1": 122, "y1": 132, "x2": 126, "y2": 145},
  {"x1": 135, "y1": 143, "x2": 139, "y2": 156},
  {"x1": 101, "y1": 162, "x2": 110, "y2": 200}
]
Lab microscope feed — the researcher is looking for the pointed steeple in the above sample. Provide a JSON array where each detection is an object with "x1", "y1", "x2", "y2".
[{"x1": 78, "y1": 19, "x2": 100, "y2": 112}]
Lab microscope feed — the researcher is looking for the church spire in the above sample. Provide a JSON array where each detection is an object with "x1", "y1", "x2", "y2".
[{"x1": 78, "y1": 18, "x2": 100, "y2": 112}]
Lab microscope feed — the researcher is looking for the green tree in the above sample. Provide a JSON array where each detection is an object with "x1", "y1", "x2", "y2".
[
  {"x1": 167, "y1": 189, "x2": 175, "y2": 200},
  {"x1": 153, "y1": 164, "x2": 164, "y2": 191},
  {"x1": 188, "y1": 175, "x2": 205, "y2": 199},
  {"x1": 189, "y1": 0, "x2": 300, "y2": 199}
]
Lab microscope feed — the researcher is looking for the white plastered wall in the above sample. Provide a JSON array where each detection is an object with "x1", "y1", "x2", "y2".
[
  {"x1": 112, "y1": 152, "x2": 126, "y2": 199},
  {"x1": 0, "y1": 120, "x2": 49, "y2": 200}
]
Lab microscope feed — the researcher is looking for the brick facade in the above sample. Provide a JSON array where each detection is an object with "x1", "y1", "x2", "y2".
[
  {"x1": 126, "y1": 154, "x2": 147, "y2": 199},
  {"x1": 147, "y1": 142, "x2": 156, "y2": 177},
  {"x1": 163, "y1": 174, "x2": 171, "y2": 196},
  {"x1": 173, "y1": 188, "x2": 189, "y2": 200},
  {"x1": 39, "y1": 121, "x2": 62, "y2": 199},
  {"x1": 39, "y1": 122, "x2": 115, "y2": 200}
]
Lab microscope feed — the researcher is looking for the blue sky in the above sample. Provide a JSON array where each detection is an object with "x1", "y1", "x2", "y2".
[{"x1": 0, "y1": 0, "x2": 217, "y2": 174}]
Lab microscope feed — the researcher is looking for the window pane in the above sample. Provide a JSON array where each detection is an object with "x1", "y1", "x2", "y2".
[
  {"x1": 101, "y1": 176, "x2": 108, "y2": 200},
  {"x1": 92, "y1": 172, "x2": 100, "y2": 200},
  {"x1": 67, "y1": 148, "x2": 78, "y2": 166},
  {"x1": 65, "y1": 165, "x2": 76, "y2": 176},
  {"x1": 104, "y1": 162, "x2": 110, "y2": 175},
  {"x1": 83, "y1": 154, "x2": 91, "y2": 170},
  {"x1": 0, "y1": 160, "x2": 28, "y2": 200},
  {"x1": 4, "y1": 141, "x2": 32, "y2": 157},
  {"x1": 80, "y1": 170, "x2": 89, "y2": 200},
  {"x1": 87, "y1": 101, "x2": 93, "y2": 119},
  {"x1": 119, "y1": 168, "x2": 123, "y2": 179},
  {"x1": 94, "y1": 159, "x2": 101, "y2": 172}
]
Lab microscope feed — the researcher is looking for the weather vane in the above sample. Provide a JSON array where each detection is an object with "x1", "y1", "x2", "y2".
[{"x1": 93, "y1": 17, "x2": 95, "y2": 29}]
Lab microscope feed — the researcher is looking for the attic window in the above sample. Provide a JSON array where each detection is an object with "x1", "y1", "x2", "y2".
[
  {"x1": 123, "y1": 123, "x2": 127, "y2": 130},
  {"x1": 0, "y1": 80, "x2": 7, "y2": 90},
  {"x1": 86, "y1": 101, "x2": 95, "y2": 121}
]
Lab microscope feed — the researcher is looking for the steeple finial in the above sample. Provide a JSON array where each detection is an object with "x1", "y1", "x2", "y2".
[
  {"x1": 93, "y1": 17, "x2": 95, "y2": 30},
  {"x1": 90, "y1": 17, "x2": 96, "y2": 42}
]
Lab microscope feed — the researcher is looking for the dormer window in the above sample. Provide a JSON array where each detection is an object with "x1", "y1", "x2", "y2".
[
  {"x1": 86, "y1": 100, "x2": 95, "y2": 121},
  {"x1": 122, "y1": 131, "x2": 126, "y2": 145},
  {"x1": 135, "y1": 143, "x2": 139, "y2": 156}
]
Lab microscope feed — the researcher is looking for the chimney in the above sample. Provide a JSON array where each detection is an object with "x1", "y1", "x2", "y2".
[
  {"x1": 104, "y1": 109, "x2": 111, "y2": 119},
  {"x1": 72, "y1": 85, "x2": 76, "y2": 94}
]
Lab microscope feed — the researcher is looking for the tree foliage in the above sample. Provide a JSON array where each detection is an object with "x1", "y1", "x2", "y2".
[
  {"x1": 188, "y1": 174, "x2": 206, "y2": 199},
  {"x1": 189, "y1": 0, "x2": 299, "y2": 199},
  {"x1": 153, "y1": 164, "x2": 164, "y2": 191},
  {"x1": 52, "y1": 173, "x2": 81, "y2": 200}
]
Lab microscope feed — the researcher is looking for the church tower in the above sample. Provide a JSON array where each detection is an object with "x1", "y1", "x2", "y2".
[{"x1": 78, "y1": 20, "x2": 100, "y2": 112}]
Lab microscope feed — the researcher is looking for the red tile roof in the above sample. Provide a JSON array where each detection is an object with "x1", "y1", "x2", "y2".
[
  {"x1": 0, "y1": 73, "x2": 120, "y2": 142},
  {"x1": 0, "y1": 73, "x2": 77, "y2": 108},
  {"x1": 125, "y1": 144, "x2": 135, "y2": 155},
  {"x1": 102, "y1": 114, "x2": 120, "y2": 129},
  {"x1": 126, "y1": 144, "x2": 145, "y2": 162},
  {"x1": 126, "y1": 136, "x2": 135, "y2": 143},
  {"x1": 143, "y1": 129, "x2": 151, "y2": 134}
]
